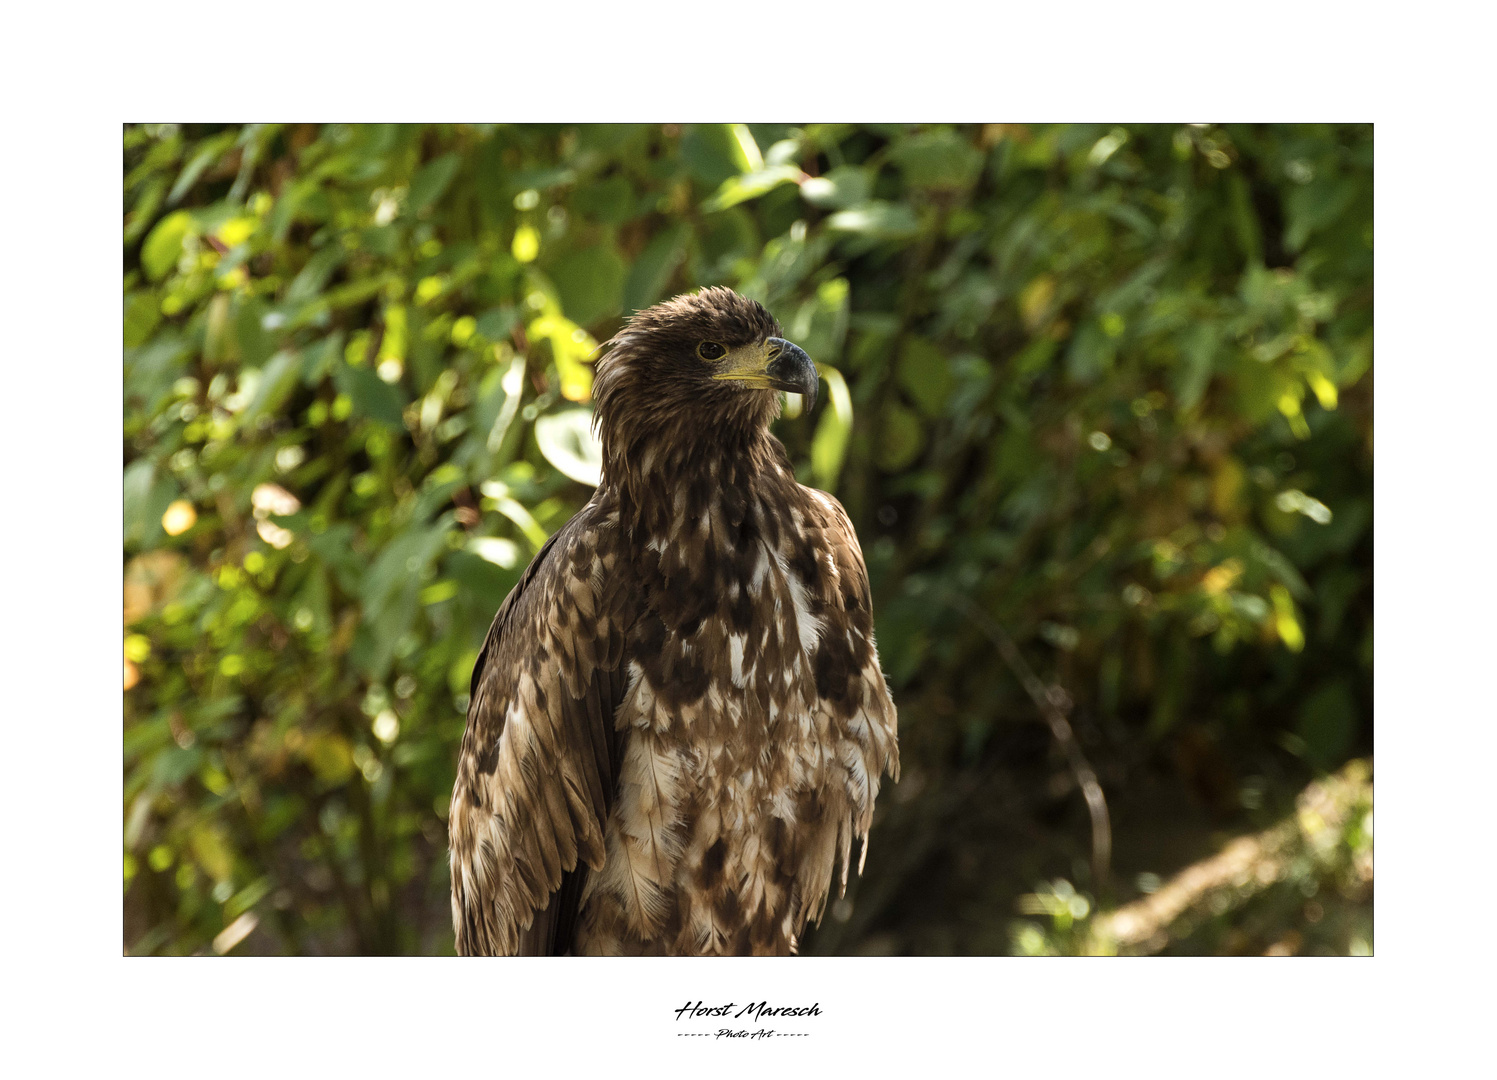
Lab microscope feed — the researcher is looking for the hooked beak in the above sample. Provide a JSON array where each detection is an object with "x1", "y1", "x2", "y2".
[{"x1": 764, "y1": 338, "x2": 819, "y2": 412}]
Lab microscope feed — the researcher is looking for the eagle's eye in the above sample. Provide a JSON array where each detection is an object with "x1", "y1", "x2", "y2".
[{"x1": 696, "y1": 341, "x2": 727, "y2": 362}]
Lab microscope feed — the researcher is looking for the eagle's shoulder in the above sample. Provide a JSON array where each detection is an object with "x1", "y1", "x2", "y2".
[{"x1": 450, "y1": 492, "x2": 633, "y2": 956}]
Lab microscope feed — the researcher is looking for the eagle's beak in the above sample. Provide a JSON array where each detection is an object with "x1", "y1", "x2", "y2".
[{"x1": 764, "y1": 338, "x2": 819, "y2": 412}]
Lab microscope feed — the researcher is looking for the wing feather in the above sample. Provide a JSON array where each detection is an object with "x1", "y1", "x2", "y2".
[
  {"x1": 449, "y1": 497, "x2": 632, "y2": 955},
  {"x1": 791, "y1": 487, "x2": 900, "y2": 932}
]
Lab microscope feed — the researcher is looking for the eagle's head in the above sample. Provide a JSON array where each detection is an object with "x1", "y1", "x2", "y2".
[{"x1": 593, "y1": 287, "x2": 818, "y2": 484}]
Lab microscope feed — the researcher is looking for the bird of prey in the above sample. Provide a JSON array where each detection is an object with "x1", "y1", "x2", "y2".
[{"x1": 448, "y1": 287, "x2": 898, "y2": 955}]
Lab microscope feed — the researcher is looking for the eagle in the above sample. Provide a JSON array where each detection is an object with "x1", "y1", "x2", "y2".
[{"x1": 448, "y1": 287, "x2": 899, "y2": 955}]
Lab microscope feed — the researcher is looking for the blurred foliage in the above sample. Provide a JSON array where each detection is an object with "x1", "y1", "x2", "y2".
[
  {"x1": 123, "y1": 123, "x2": 1371, "y2": 955},
  {"x1": 1012, "y1": 758, "x2": 1373, "y2": 956}
]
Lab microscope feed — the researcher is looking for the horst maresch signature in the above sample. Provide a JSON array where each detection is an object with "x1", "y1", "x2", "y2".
[{"x1": 673, "y1": 1000, "x2": 822, "y2": 1040}]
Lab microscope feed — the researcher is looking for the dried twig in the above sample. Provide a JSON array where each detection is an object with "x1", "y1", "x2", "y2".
[{"x1": 946, "y1": 590, "x2": 1112, "y2": 885}]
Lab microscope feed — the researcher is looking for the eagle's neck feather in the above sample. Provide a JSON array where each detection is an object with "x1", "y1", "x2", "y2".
[{"x1": 606, "y1": 426, "x2": 796, "y2": 546}]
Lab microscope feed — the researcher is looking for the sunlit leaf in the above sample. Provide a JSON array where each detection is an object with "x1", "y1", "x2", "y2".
[
  {"x1": 1271, "y1": 584, "x2": 1305, "y2": 652},
  {"x1": 512, "y1": 224, "x2": 540, "y2": 263},
  {"x1": 528, "y1": 313, "x2": 596, "y2": 402},
  {"x1": 467, "y1": 536, "x2": 521, "y2": 569},
  {"x1": 825, "y1": 202, "x2": 919, "y2": 240},
  {"x1": 810, "y1": 366, "x2": 853, "y2": 490},
  {"x1": 141, "y1": 210, "x2": 194, "y2": 281},
  {"x1": 702, "y1": 165, "x2": 802, "y2": 212},
  {"x1": 534, "y1": 408, "x2": 603, "y2": 486},
  {"x1": 481, "y1": 488, "x2": 549, "y2": 550},
  {"x1": 728, "y1": 124, "x2": 763, "y2": 172},
  {"x1": 799, "y1": 166, "x2": 872, "y2": 210}
]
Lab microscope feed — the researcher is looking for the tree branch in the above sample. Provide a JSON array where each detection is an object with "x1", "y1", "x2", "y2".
[{"x1": 945, "y1": 590, "x2": 1112, "y2": 886}]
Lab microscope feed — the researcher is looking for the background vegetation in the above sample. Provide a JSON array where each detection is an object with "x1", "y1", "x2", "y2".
[{"x1": 123, "y1": 123, "x2": 1372, "y2": 956}]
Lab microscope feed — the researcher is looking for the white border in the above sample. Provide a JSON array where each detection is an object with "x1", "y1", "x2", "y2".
[{"x1": 6, "y1": 0, "x2": 1493, "y2": 1074}]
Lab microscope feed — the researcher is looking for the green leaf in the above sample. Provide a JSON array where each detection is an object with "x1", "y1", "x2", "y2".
[
  {"x1": 309, "y1": 524, "x2": 363, "y2": 595},
  {"x1": 826, "y1": 201, "x2": 920, "y2": 240},
  {"x1": 893, "y1": 130, "x2": 983, "y2": 190},
  {"x1": 125, "y1": 336, "x2": 190, "y2": 412},
  {"x1": 572, "y1": 175, "x2": 636, "y2": 225},
  {"x1": 702, "y1": 165, "x2": 802, "y2": 212},
  {"x1": 302, "y1": 331, "x2": 344, "y2": 386},
  {"x1": 285, "y1": 246, "x2": 345, "y2": 308},
  {"x1": 1012, "y1": 336, "x2": 1058, "y2": 377},
  {"x1": 334, "y1": 362, "x2": 407, "y2": 428},
  {"x1": 167, "y1": 135, "x2": 234, "y2": 205},
  {"x1": 480, "y1": 487, "x2": 550, "y2": 551},
  {"x1": 140, "y1": 210, "x2": 195, "y2": 281},
  {"x1": 623, "y1": 223, "x2": 689, "y2": 313},
  {"x1": 552, "y1": 244, "x2": 626, "y2": 326},
  {"x1": 878, "y1": 402, "x2": 924, "y2": 472},
  {"x1": 123, "y1": 458, "x2": 179, "y2": 548},
  {"x1": 323, "y1": 275, "x2": 389, "y2": 314},
  {"x1": 810, "y1": 366, "x2": 853, "y2": 490},
  {"x1": 241, "y1": 350, "x2": 304, "y2": 427},
  {"x1": 727, "y1": 124, "x2": 763, "y2": 172},
  {"x1": 124, "y1": 176, "x2": 167, "y2": 245},
  {"x1": 446, "y1": 550, "x2": 519, "y2": 614},
  {"x1": 475, "y1": 306, "x2": 520, "y2": 342},
  {"x1": 233, "y1": 297, "x2": 275, "y2": 367},
  {"x1": 799, "y1": 166, "x2": 872, "y2": 210},
  {"x1": 123, "y1": 293, "x2": 162, "y2": 348},
  {"x1": 466, "y1": 536, "x2": 522, "y2": 569},
  {"x1": 897, "y1": 337, "x2": 954, "y2": 418},
  {"x1": 1249, "y1": 538, "x2": 1312, "y2": 600},
  {"x1": 361, "y1": 517, "x2": 454, "y2": 619},
  {"x1": 189, "y1": 823, "x2": 234, "y2": 882},
  {"x1": 408, "y1": 153, "x2": 462, "y2": 214},
  {"x1": 1065, "y1": 321, "x2": 1115, "y2": 384},
  {"x1": 224, "y1": 877, "x2": 274, "y2": 922},
  {"x1": 413, "y1": 464, "x2": 466, "y2": 522},
  {"x1": 680, "y1": 124, "x2": 749, "y2": 188},
  {"x1": 1174, "y1": 323, "x2": 1217, "y2": 410},
  {"x1": 153, "y1": 746, "x2": 204, "y2": 788},
  {"x1": 1284, "y1": 175, "x2": 1358, "y2": 252}
]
